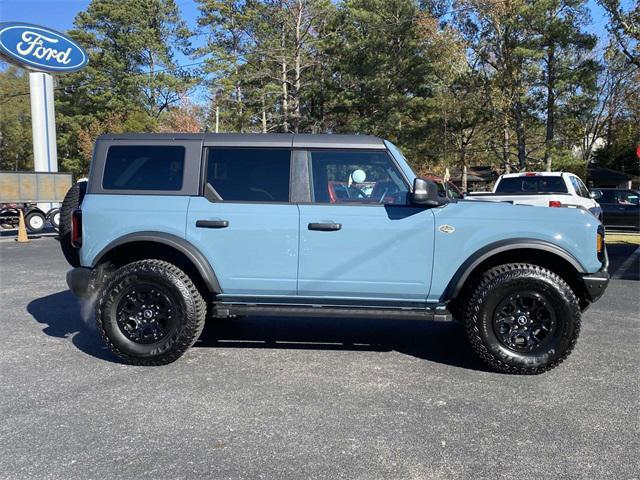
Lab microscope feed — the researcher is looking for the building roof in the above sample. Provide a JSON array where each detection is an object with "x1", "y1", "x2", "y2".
[
  {"x1": 588, "y1": 166, "x2": 632, "y2": 182},
  {"x1": 96, "y1": 133, "x2": 386, "y2": 149}
]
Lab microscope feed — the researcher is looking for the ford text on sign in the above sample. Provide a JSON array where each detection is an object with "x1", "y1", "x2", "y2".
[{"x1": 0, "y1": 23, "x2": 88, "y2": 73}]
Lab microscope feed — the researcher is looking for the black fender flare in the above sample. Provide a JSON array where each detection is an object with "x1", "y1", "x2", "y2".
[
  {"x1": 92, "y1": 232, "x2": 222, "y2": 293},
  {"x1": 442, "y1": 238, "x2": 587, "y2": 301}
]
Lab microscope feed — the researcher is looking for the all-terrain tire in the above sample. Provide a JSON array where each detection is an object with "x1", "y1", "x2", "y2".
[
  {"x1": 95, "y1": 259, "x2": 207, "y2": 366},
  {"x1": 59, "y1": 181, "x2": 87, "y2": 267},
  {"x1": 464, "y1": 263, "x2": 581, "y2": 374}
]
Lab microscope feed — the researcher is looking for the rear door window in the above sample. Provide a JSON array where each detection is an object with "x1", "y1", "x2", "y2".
[
  {"x1": 206, "y1": 148, "x2": 291, "y2": 202},
  {"x1": 103, "y1": 146, "x2": 185, "y2": 190}
]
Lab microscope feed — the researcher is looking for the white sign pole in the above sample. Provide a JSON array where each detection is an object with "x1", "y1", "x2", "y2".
[{"x1": 29, "y1": 71, "x2": 58, "y2": 211}]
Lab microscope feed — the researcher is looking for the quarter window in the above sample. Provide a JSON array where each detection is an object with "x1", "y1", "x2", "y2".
[
  {"x1": 309, "y1": 150, "x2": 409, "y2": 204},
  {"x1": 206, "y1": 148, "x2": 291, "y2": 202},
  {"x1": 571, "y1": 176, "x2": 590, "y2": 198},
  {"x1": 102, "y1": 146, "x2": 185, "y2": 191}
]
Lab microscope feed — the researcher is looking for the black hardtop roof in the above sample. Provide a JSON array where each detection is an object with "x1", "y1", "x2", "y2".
[{"x1": 96, "y1": 132, "x2": 386, "y2": 149}]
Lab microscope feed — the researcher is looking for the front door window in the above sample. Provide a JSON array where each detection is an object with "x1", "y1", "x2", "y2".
[{"x1": 308, "y1": 150, "x2": 409, "y2": 205}]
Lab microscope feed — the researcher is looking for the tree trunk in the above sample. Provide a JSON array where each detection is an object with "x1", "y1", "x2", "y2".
[
  {"x1": 281, "y1": 23, "x2": 289, "y2": 133},
  {"x1": 293, "y1": 0, "x2": 303, "y2": 133},
  {"x1": 443, "y1": 106, "x2": 447, "y2": 167},
  {"x1": 236, "y1": 83, "x2": 243, "y2": 133},
  {"x1": 513, "y1": 100, "x2": 526, "y2": 170},
  {"x1": 461, "y1": 151, "x2": 468, "y2": 193},
  {"x1": 262, "y1": 95, "x2": 267, "y2": 133},
  {"x1": 502, "y1": 113, "x2": 510, "y2": 173},
  {"x1": 544, "y1": 45, "x2": 555, "y2": 172}
]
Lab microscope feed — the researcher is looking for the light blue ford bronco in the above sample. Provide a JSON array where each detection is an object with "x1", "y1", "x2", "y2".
[{"x1": 62, "y1": 133, "x2": 609, "y2": 373}]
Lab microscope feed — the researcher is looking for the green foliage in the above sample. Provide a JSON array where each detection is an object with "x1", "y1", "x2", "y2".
[
  {"x1": 0, "y1": 0, "x2": 637, "y2": 187},
  {"x1": 549, "y1": 148, "x2": 587, "y2": 179},
  {"x1": 55, "y1": 0, "x2": 194, "y2": 175},
  {"x1": 0, "y1": 65, "x2": 32, "y2": 171}
]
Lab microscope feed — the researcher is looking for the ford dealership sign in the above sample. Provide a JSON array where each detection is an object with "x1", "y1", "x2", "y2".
[{"x1": 0, "y1": 23, "x2": 88, "y2": 73}]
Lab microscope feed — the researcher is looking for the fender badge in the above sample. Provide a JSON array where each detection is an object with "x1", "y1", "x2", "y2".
[{"x1": 439, "y1": 224, "x2": 455, "y2": 234}]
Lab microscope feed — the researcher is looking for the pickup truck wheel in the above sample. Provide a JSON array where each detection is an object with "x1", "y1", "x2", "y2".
[
  {"x1": 464, "y1": 263, "x2": 580, "y2": 374},
  {"x1": 96, "y1": 260, "x2": 206, "y2": 365}
]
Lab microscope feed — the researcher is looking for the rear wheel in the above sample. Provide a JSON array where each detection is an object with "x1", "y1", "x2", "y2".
[
  {"x1": 25, "y1": 211, "x2": 46, "y2": 233},
  {"x1": 96, "y1": 259, "x2": 206, "y2": 365},
  {"x1": 464, "y1": 263, "x2": 580, "y2": 374}
]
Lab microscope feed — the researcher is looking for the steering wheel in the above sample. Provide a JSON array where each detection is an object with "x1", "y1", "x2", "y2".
[
  {"x1": 345, "y1": 185, "x2": 366, "y2": 200},
  {"x1": 374, "y1": 182, "x2": 401, "y2": 203}
]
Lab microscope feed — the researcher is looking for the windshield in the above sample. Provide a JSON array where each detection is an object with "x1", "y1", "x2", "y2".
[
  {"x1": 383, "y1": 140, "x2": 417, "y2": 184},
  {"x1": 495, "y1": 176, "x2": 568, "y2": 194}
]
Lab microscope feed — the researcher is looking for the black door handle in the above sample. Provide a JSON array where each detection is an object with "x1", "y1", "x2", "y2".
[
  {"x1": 196, "y1": 219, "x2": 229, "y2": 228},
  {"x1": 308, "y1": 222, "x2": 341, "y2": 231}
]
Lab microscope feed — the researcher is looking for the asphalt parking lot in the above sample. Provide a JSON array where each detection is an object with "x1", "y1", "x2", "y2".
[{"x1": 0, "y1": 235, "x2": 638, "y2": 480}]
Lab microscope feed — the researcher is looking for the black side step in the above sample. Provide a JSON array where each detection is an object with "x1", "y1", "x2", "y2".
[{"x1": 212, "y1": 303, "x2": 452, "y2": 322}]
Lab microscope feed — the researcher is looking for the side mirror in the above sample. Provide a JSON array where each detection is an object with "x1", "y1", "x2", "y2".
[
  {"x1": 411, "y1": 178, "x2": 444, "y2": 206},
  {"x1": 589, "y1": 191, "x2": 600, "y2": 200}
]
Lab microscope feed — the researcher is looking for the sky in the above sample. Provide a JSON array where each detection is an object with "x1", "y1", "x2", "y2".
[{"x1": 0, "y1": 0, "x2": 619, "y2": 104}]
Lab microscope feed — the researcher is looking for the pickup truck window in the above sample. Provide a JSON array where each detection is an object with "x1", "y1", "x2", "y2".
[
  {"x1": 206, "y1": 148, "x2": 290, "y2": 202},
  {"x1": 102, "y1": 146, "x2": 185, "y2": 191},
  {"x1": 495, "y1": 176, "x2": 568, "y2": 194},
  {"x1": 308, "y1": 150, "x2": 408, "y2": 204}
]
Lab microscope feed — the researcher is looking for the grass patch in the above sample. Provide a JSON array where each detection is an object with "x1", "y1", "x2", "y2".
[{"x1": 606, "y1": 233, "x2": 640, "y2": 245}]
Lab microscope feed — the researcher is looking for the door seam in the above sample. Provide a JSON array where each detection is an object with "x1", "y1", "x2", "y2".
[{"x1": 295, "y1": 203, "x2": 301, "y2": 295}]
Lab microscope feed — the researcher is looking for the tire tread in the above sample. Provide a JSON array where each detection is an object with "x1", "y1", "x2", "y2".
[
  {"x1": 95, "y1": 259, "x2": 206, "y2": 366},
  {"x1": 464, "y1": 263, "x2": 581, "y2": 375}
]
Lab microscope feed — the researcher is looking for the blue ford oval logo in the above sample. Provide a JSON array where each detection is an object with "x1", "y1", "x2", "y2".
[{"x1": 0, "y1": 22, "x2": 88, "y2": 73}]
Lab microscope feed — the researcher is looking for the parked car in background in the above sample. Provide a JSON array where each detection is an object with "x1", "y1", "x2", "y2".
[
  {"x1": 421, "y1": 173, "x2": 463, "y2": 199},
  {"x1": 466, "y1": 172, "x2": 602, "y2": 220},
  {"x1": 590, "y1": 188, "x2": 640, "y2": 231}
]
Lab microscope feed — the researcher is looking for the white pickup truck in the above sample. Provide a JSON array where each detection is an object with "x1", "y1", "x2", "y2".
[{"x1": 466, "y1": 172, "x2": 602, "y2": 220}]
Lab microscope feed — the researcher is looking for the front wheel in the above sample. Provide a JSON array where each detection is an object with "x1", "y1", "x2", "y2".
[
  {"x1": 96, "y1": 260, "x2": 207, "y2": 365},
  {"x1": 464, "y1": 263, "x2": 581, "y2": 374}
]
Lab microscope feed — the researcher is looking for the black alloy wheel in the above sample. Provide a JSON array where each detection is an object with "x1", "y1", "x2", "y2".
[
  {"x1": 115, "y1": 284, "x2": 178, "y2": 344},
  {"x1": 492, "y1": 291, "x2": 557, "y2": 353}
]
